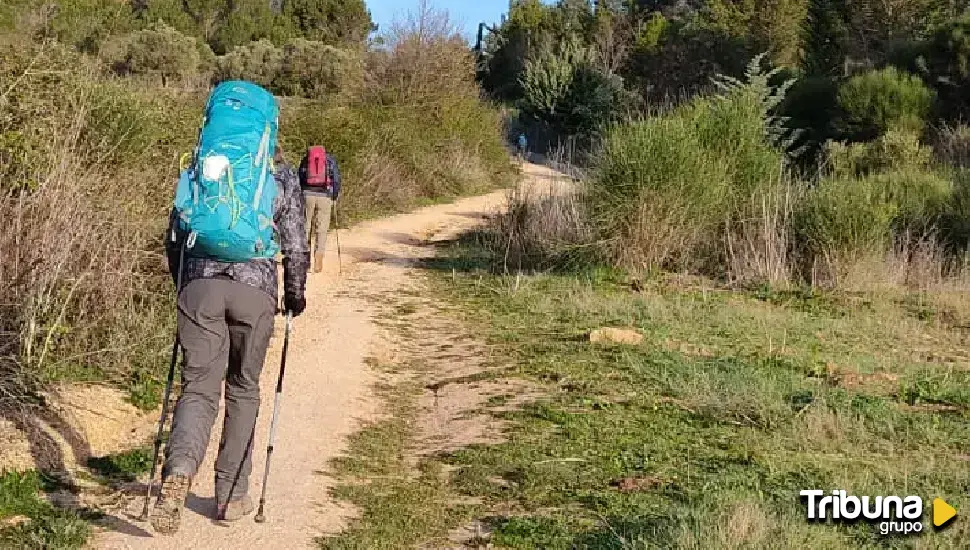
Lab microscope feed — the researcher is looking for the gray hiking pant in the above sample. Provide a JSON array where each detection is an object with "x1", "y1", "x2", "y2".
[
  {"x1": 305, "y1": 193, "x2": 332, "y2": 256},
  {"x1": 164, "y1": 278, "x2": 276, "y2": 505}
]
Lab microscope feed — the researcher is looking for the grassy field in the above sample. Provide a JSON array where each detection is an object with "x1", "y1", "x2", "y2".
[{"x1": 324, "y1": 236, "x2": 970, "y2": 549}]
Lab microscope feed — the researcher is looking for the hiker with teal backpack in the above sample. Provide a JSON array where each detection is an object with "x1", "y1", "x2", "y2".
[{"x1": 149, "y1": 81, "x2": 309, "y2": 534}]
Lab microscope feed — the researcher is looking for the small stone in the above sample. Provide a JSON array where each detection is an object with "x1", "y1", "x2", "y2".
[
  {"x1": 2, "y1": 515, "x2": 30, "y2": 528},
  {"x1": 588, "y1": 327, "x2": 644, "y2": 346}
]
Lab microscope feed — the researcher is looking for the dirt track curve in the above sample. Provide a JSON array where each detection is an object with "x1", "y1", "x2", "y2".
[{"x1": 94, "y1": 162, "x2": 561, "y2": 549}]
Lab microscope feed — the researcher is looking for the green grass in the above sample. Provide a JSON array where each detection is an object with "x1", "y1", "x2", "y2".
[
  {"x1": 323, "y1": 235, "x2": 970, "y2": 548},
  {"x1": 0, "y1": 471, "x2": 93, "y2": 549},
  {"x1": 426, "y1": 263, "x2": 970, "y2": 548},
  {"x1": 86, "y1": 446, "x2": 153, "y2": 483},
  {"x1": 318, "y1": 377, "x2": 478, "y2": 549}
]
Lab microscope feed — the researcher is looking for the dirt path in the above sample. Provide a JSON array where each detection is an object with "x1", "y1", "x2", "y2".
[{"x1": 94, "y1": 163, "x2": 562, "y2": 549}]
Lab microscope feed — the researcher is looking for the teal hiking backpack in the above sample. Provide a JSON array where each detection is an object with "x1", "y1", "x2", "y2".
[{"x1": 174, "y1": 81, "x2": 280, "y2": 262}]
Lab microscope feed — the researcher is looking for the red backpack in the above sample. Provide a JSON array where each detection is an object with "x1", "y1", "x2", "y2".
[{"x1": 304, "y1": 146, "x2": 330, "y2": 189}]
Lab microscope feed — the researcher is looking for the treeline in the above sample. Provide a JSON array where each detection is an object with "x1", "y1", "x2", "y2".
[
  {"x1": 479, "y1": 0, "x2": 970, "y2": 159},
  {"x1": 0, "y1": 0, "x2": 378, "y2": 97},
  {"x1": 1, "y1": 0, "x2": 373, "y2": 55}
]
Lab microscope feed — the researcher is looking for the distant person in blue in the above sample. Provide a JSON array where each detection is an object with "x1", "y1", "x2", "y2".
[{"x1": 517, "y1": 133, "x2": 528, "y2": 162}]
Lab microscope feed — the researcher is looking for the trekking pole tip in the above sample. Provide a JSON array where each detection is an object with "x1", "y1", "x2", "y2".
[{"x1": 254, "y1": 511, "x2": 266, "y2": 523}]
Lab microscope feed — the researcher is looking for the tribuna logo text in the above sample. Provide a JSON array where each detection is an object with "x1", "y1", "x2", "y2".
[{"x1": 800, "y1": 490, "x2": 924, "y2": 535}]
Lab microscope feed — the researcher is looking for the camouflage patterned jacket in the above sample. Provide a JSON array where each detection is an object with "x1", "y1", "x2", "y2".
[{"x1": 165, "y1": 163, "x2": 310, "y2": 302}]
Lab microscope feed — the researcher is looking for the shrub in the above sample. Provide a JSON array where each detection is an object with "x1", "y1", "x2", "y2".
[
  {"x1": 486, "y1": 183, "x2": 593, "y2": 272},
  {"x1": 369, "y1": 9, "x2": 479, "y2": 106},
  {"x1": 836, "y1": 67, "x2": 935, "y2": 140},
  {"x1": 590, "y1": 57, "x2": 787, "y2": 273},
  {"x1": 0, "y1": 44, "x2": 196, "y2": 414},
  {"x1": 274, "y1": 39, "x2": 360, "y2": 99},
  {"x1": 215, "y1": 39, "x2": 283, "y2": 89},
  {"x1": 825, "y1": 128, "x2": 933, "y2": 176},
  {"x1": 940, "y1": 170, "x2": 970, "y2": 252},
  {"x1": 795, "y1": 169, "x2": 952, "y2": 271},
  {"x1": 124, "y1": 24, "x2": 206, "y2": 84}
]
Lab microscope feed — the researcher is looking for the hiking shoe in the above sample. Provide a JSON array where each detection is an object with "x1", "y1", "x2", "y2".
[
  {"x1": 217, "y1": 496, "x2": 254, "y2": 522},
  {"x1": 150, "y1": 474, "x2": 191, "y2": 535}
]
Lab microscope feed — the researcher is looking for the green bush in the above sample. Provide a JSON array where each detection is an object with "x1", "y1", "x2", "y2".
[
  {"x1": 215, "y1": 39, "x2": 283, "y2": 89},
  {"x1": 795, "y1": 169, "x2": 952, "y2": 263},
  {"x1": 280, "y1": 0, "x2": 373, "y2": 47},
  {"x1": 123, "y1": 24, "x2": 208, "y2": 84},
  {"x1": 836, "y1": 67, "x2": 935, "y2": 140},
  {"x1": 274, "y1": 39, "x2": 359, "y2": 99},
  {"x1": 0, "y1": 471, "x2": 91, "y2": 549},
  {"x1": 940, "y1": 170, "x2": 970, "y2": 252},
  {"x1": 590, "y1": 60, "x2": 786, "y2": 272},
  {"x1": 825, "y1": 128, "x2": 933, "y2": 176}
]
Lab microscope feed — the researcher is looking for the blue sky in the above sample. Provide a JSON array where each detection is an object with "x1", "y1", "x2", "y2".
[{"x1": 366, "y1": 0, "x2": 513, "y2": 41}]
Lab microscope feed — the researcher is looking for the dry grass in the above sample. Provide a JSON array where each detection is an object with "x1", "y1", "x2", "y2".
[
  {"x1": 807, "y1": 232, "x2": 959, "y2": 292},
  {"x1": 725, "y1": 182, "x2": 795, "y2": 287},
  {"x1": 488, "y1": 179, "x2": 591, "y2": 272},
  {"x1": 0, "y1": 115, "x2": 173, "y2": 420}
]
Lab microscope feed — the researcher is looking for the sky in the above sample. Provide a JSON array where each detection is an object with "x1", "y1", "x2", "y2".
[{"x1": 366, "y1": 0, "x2": 514, "y2": 42}]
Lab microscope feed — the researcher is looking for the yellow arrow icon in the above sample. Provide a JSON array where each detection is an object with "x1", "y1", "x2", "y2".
[{"x1": 934, "y1": 498, "x2": 957, "y2": 527}]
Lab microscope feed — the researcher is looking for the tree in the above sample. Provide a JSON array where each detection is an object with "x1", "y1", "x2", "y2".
[
  {"x1": 520, "y1": 36, "x2": 627, "y2": 138},
  {"x1": 801, "y1": 0, "x2": 849, "y2": 77},
  {"x1": 704, "y1": 0, "x2": 808, "y2": 68},
  {"x1": 920, "y1": 14, "x2": 970, "y2": 120},
  {"x1": 592, "y1": 0, "x2": 633, "y2": 75},
  {"x1": 480, "y1": 0, "x2": 555, "y2": 100},
  {"x1": 210, "y1": 0, "x2": 277, "y2": 54},
  {"x1": 373, "y1": 1, "x2": 477, "y2": 105},
  {"x1": 281, "y1": 0, "x2": 374, "y2": 47},
  {"x1": 836, "y1": 0, "x2": 966, "y2": 70}
]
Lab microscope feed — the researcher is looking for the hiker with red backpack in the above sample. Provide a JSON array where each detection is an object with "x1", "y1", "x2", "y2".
[
  {"x1": 147, "y1": 81, "x2": 309, "y2": 534},
  {"x1": 299, "y1": 145, "x2": 341, "y2": 273}
]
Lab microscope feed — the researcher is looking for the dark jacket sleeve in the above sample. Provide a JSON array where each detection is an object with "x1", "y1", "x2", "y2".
[
  {"x1": 328, "y1": 155, "x2": 341, "y2": 200},
  {"x1": 276, "y1": 165, "x2": 310, "y2": 299}
]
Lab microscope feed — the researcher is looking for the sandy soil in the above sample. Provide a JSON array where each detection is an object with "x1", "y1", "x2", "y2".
[{"x1": 92, "y1": 162, "x2": 564, "y2": 549}]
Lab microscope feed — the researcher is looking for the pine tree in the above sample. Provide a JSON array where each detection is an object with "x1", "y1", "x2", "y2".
[{"x1": 801, "y1": 0, "x2": 849, "y2": 77}]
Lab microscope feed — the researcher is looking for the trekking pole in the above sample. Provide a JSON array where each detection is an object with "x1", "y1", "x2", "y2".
[
  {"x1": 254, "y1": 311, "x2": 293, "y2": 524},
  {"x1": 332, "y1": 201, "x2": 342, "y2": 276},
  {"x1": 140, "y1": 238, "x2": 186, "y2": 521}
]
